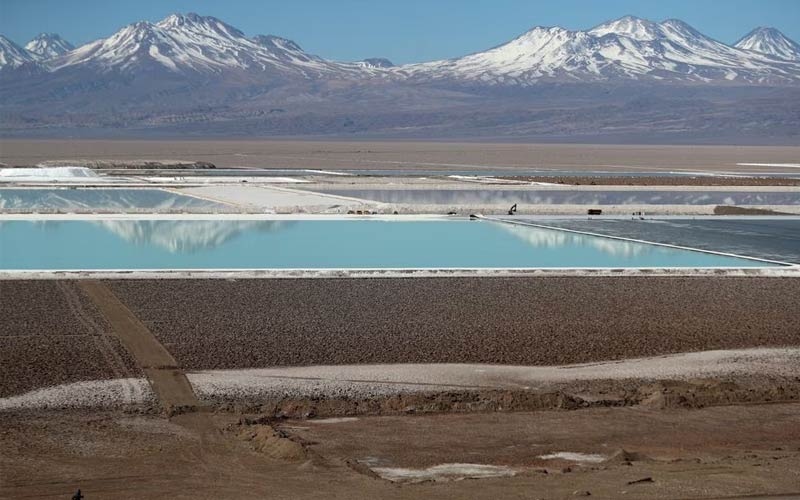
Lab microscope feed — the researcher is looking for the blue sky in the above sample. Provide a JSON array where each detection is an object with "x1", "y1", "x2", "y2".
[{"x1": 2, "y1": 0, "x2": 799, "y2": 64}]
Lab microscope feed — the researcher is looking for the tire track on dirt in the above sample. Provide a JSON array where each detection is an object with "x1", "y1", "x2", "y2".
[
  {"x1": 79, "y1": 281, "x2": 300, "y2": 457},
  {"x1": 57, "y1": 281, "x2": 139, "y2": 401},
  {"x1": 77, "y1": 281, "x2": 201, "y2": 412}
]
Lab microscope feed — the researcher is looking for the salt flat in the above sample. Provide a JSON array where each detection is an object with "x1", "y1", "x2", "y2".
[{"x1": 176, "y1": 184, "x2": 369, "y2": 212}]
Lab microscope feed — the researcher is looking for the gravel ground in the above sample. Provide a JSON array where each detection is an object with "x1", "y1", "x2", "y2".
[
  {"x1": 0, "y1": 281, "x2": 141, "y2": 397},
  {"x1": 109, "y1": 277, "x2": 800, "y2": 370}
]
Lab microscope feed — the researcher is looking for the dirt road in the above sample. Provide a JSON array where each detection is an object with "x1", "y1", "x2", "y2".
[{"x1": 79, "y1": 281, "x2": 199, "y2": 411}]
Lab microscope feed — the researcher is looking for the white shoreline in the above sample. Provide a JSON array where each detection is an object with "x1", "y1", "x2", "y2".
[
  {"x1": 3, "y1": 267, "x2": 798, "y2": 280},
  {"x1": 4, "y1": 348, "x2": 797, "y2": 411},
  {"x1": 184, "y1": 347, "x2": 800, "y2": 399},
  {"x1": 0, "y1": 213, "x2": 444, "y2": 221},
  {"x1": 2, "y1": 213, "x2": 799, "y2": 221}
]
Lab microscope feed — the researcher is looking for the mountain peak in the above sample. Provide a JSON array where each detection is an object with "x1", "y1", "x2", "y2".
[
  {"x1": 46, "y1": 12, "x2": 353, "y2": 77},
  {"x1": 735, "y1": 27, "x2": 800, "y2": 60},
  {"x1": 589, "y1": 15, "x2": 661, "y2": 41},
  {"x1": 748, "y1": 26, "x2": 782, "y2": 36},
  {"x1": 358, "y1": 57, "x2": 394, "y2": 68},
  {"x1": 24, "y1": 33, "x2": 74, "y2": 60},
  {"x1": 29, "y1": 32, "x2": 62, "y2": 40},
  {"x1": 155, "y1": 12, "x2": 245, "y2": 38},
  {"x1": 0, "y1": 34, "x2": 35, "y2": 69},
  {"x1": 660, "y1": 18, "x2": 704, "y2": 35},
  {"x1": 513, "y1": 25, "x2": 573, "y2": 45},
  {"x1": 157, "y1": 12, "x2": 209, "y2": 27}
]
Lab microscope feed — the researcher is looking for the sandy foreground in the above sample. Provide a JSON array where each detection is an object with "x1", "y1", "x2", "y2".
[
  {"x1": 3, "y1": 402, "x2": 799, "y2": 499},
  {"x1": 2, "y1": 277, "x2": 800, "y2": 498}
]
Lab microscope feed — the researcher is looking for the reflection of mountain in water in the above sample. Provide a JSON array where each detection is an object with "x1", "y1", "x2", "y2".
[
  {"x1": 496, "y1": 223, "x2": 650, "y2": 258},
  {"x1": 95, "y1": 220, "x2": 293, "y2": 253}
]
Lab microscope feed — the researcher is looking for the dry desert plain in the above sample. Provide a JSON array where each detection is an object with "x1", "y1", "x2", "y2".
[{"x1": 2, "y1": 139, "x2": 800, "y2": 174}]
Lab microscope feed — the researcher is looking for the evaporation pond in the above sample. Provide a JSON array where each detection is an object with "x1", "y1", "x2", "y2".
[
  {"x1": 0, "y1": 219, "x2": 773, "y2": 270},
  {"x1": 0, "y1": 188, "x2": 227, "y2": 211},
  {"x1": 313, "y1": 189, "x2": 800, "y2": 205}
]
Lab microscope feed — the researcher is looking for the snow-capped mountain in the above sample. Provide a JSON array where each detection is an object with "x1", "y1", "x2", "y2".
[
  {"x1": 358, "y1": 58, "x2": 395, "y2": 69},
  {"x1": 397, "y1": 16, "x2": 800, "y2": 84},
  {"x1": 47, "y1": 13, "x2": 370, "y2": 78},
  {"x1": 0, "y1": 35, "x2": 35, "y2": 69},
  {"x1": 24, "y1": 33, "x2": 74, "y2": 60},
  {"x1": 735, "y1": 27, "x2": 800, "y2": 61},
  {"x1": 1, "y1": 13, "x2": 799, "y2": 142},
  {"x1": 3, "y1": 13, "x2": 799, "y2": 84}
]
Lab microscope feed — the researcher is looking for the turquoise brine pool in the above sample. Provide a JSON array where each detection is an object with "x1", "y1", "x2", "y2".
[{"x1": 0, "y1": 219, "x2": 774, "y2": 270}]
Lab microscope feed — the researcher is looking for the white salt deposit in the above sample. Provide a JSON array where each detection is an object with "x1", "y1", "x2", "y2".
[
  {"x1": 0, "y1": 378, "x2": 153, "y2": 411},
  {"x1": 177, "y1": 185, "x2": 370, "y2": 211},
  {"x1": 186, "y1": 347, "x2": 800, "y2": 402},
  {"x1": 141, "y1": 176, "x2": 309, "y2": 184},
  {"x1": 372, "y1": 463, "x2": 517, "y2": 483},
  {"x1": 539, "y1": 452, "x2": 607, "y2": 463},
  {"x1": 304, "y1": 170, "x2": 354, "y2": 176},
  {"x1": 447, "y1": 175, "x2": 528, "y2": 185},
  {"x1": 0, "y1": 166, "x2": 103, "y2": 182},
  {"x1": 5, "y1": 348, "x2": 798, "y2": 411},
  {"x1": 309, "y1": 417, "x2": 359, "y2": 424}
]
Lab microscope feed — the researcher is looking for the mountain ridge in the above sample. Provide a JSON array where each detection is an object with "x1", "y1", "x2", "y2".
[
  {"x1": 2, "y1": 13, "x2": 799, "y2": 81},
  {"x1": 44, "y1": 13, "x2": 361, "y2": 77},
  {"x1": 396, "y1": 17, "x2": 800, "y2": 85},
  {"x1": 1, "y1": 13, "x2": 799, "y2": 143}
]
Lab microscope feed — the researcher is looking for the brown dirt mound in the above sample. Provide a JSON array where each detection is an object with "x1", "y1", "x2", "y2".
[
  {"x1": 235, "y1": 417, "x2": 308, "y2": 461},
  {"x1": 605, "y1": 449, "x2": 654, "y2": 464},
  {"x1": 215, "y1": 377, "x2": 800, "y2": 419}
]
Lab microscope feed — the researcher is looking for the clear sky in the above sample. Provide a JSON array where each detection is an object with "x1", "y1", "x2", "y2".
[{"x1": 2, "y1": 0, "x2": 799, "y2": 64}]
